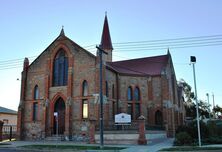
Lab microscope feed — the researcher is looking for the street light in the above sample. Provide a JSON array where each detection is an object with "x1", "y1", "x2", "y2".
[
  {"x1": 190, "y1": 56, "x2": 201, "y2": 147},
  {"x1": 206, "y1": 93, "x2": 211, "y2": 119}
]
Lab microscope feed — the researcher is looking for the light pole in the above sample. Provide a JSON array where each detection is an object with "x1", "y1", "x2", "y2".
[
  {"x1": 206, "y1": 93, "x2": 211, "y2": 119},
  {"x1": 190, "y1": 56, "x2": 201, "y2": 147},
  {"x1": 212, "y1": 93, "x2": 215, "y2": 118}
]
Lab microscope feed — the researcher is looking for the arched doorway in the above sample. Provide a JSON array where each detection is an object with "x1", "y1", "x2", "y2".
[
  {"x1": 155, "y1": 110, "x2": 163, "y2": 126},
  {"x1": 53, "y1": 97, "x2": 65, "y2": 134}
]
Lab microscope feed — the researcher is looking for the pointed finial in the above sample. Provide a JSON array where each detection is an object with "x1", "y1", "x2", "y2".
[
  {"x1": 105, "y1": 11, "x2": 107, "y2": 16},
  {"x1": 167, "y1": 48, "x2": 170, "y2": 54},
  {"x1": 60, "y1": 25, "x2": 65, "y2": 36}
]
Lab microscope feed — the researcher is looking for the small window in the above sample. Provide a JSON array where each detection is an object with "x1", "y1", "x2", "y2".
[
  {"x1": 127, "y1": 86, "x2": 133, "y2": 101},
  {"x1": 82, "y1": 80, "x2": 88, "y2": 96},
  {"x1": 112, "y1": 84, "x2": 115, "y2": 99},
  {"x1": 134, "y1": 87, "x2": 140, "y2": 101},
  {"x1": 82, "y1": 99, "x2": 88, "y2": 119},
  {"x1": 127, "y1": 103, "x2": 133, "y2": 119},
  {"x1": 34, "y1": 85, "x2": 39, "y2": 100},
  {"x1": 135, "y1": 103, "x2": 141, "y2": 119},
  {"x1": 33, "y1": 102, "x2": 38, "y2": 121},
  {"x1": 105, "y1": 81, "x2": 109, "y2": 97}
]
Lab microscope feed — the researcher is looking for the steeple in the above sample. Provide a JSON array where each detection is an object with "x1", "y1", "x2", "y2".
[{"x1": 100, "y1": 13, "x2": 113, "y2": 51}]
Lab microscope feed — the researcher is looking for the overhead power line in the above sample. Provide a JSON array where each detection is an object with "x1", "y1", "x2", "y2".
[
  {"x1": 113, "y1": 34, "x2": 222, "y2": 44},
  {"x1": 1, "y1": 34, "x2": 222, "y2": 70}
]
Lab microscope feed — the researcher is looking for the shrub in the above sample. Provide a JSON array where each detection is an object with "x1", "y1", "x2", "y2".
[{"x1": 174, "y1": 132, "x2": 193, "y2": 146}]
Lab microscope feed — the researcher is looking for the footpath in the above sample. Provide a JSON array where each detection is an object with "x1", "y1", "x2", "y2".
[{"x1": 0, "y1": 138, "x2": 174, "y2": 152}]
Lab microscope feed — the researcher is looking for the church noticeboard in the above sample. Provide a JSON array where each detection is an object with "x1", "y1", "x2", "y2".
[{"x1": 115, "y1": 113, "x2": 131, "y2": 124}]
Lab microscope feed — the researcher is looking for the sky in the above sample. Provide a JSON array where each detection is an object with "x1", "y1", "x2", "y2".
[{"x1": 0, "y1": 0, "x2": 222, "y2": 111}]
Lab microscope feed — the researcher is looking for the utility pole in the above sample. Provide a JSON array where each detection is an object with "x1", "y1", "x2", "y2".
[
  {"x1": 96, "y1": 46, "x2": 107, "y2": 149},
  {"x1": 206, "y1": 93, "x2": 211, "y2": 119},
  {"x1": 190, "y1": 56, "x2": 201, "y2": 147}
]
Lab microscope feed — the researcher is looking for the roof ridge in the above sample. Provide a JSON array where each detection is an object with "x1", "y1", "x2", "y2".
[{"x1": 110, "y1": 54, "x2": 168, "y2": 63}]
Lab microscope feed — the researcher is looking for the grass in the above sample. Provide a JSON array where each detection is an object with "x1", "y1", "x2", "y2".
[
  {"x1": 21, "y1": 144, "x2": 126, "y2": 150},
  {"x1": 160, "y1": 146, "x2": 222, "y2": 151},
  {"x1": 0, "y1": 143, "x2": 11, "y2": 146}
]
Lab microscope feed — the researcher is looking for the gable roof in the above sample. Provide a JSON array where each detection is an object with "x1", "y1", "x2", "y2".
[
  {"x1": 106, "y1": 54, "x2": 169, "y2": 76},
  {"x1": 0, "y1": 106, "x2": 17, "y2": 115},
  {"x1": 29, "y1": 30, "x2": 96, "y2": 68}
]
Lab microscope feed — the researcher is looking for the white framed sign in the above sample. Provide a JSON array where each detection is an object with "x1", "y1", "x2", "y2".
[
  {"x1": 115, "y1": 113, "x2": 131, "y2": 124},
  {"x1": 54, "y1": 112, "x2": 58, "y2": 117}
]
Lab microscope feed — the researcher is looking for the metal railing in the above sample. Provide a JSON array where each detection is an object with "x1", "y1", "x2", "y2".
[
  {"x1": 2, "y1": 125, "x2": 17, "y2": 140},
  {"x1": 95, "y1": 120, "x2": 165, "y2": 131}
]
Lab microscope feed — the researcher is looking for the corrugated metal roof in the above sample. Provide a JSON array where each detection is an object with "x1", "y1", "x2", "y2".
[
  {"x1": 0, "y1": 106, "x2": 17, "y2": 114},
  {"x1": 106, "y1": 54, "x2": 169, "y2": 76}
]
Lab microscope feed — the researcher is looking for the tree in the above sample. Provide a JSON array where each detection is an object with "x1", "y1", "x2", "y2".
[
  {"x1": 178, "y1": 79, "x2": 210, "y2": 119},
  {"x1": 213, "y1": 105, "x2": 222, "y2": 117},
  {"x1": 198, "y1": 100, "x2": 210, "y2": 118},
  {"x1": 178, "y1": 79, "x2": 194, "y2": 104},
  {"x1": 178, "y1": 79, "x2": 195, "y2": 118}
]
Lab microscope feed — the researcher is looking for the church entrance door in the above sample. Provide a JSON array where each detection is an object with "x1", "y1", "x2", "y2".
[{"x1": 53, "y1": 98, "x2": 65, "y2": 135}]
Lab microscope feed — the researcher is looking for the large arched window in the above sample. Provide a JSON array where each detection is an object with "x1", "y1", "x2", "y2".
[
  {"x1": 127, "y1": 86, "x2": 133, "y2": 101},
  {"x1": 82, "y1": 80, "x2": 88, "y2": 96},
  {"x1": 53, "y1": 49, "x2": 68, "y2": 86},
  {"x1": 34, "y1": 85, "x2": 39, "y2": 100},
  {"x1": 134, "y1": 87, "x2": 140, "y2": 101}
]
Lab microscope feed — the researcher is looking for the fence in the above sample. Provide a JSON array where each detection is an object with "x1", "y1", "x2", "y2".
[
  {"x1": 95, "y1": 120, "x2": 165, "y2": 131},
  {"x1": 2, "y1": 125, "x2": 17, "y2": 141}
]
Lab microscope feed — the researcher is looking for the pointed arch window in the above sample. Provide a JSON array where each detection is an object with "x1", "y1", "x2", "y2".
[
  {"x1": 105, "y1": 81, "x2": 109, "y2": 97},
  {"x1": 82, "y1": 80, "x2": 88, "y2": 96},
  {"x1": 127, "y1": 86, "x2": 133, "y2": 101},
  {"x1": 112, "y1": 84, "x2": 115, "y2": 99},
  {"x1": 82, "y1": 99, "x2": 88, "y2": 119},
  {"x1": 53, "y1": 49, "x2": 68, "y2": 86},
  {"x1": 33, "y1": 102, "x2": 38, "y2": 121},
  {"x1": 34, "y1": 85, "x2": 39, "y2": 100},
  {"x1": 134, "y1": 87, "x2": 140, "y2": 101}
]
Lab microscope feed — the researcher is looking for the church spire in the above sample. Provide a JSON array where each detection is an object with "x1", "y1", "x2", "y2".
[{"x1": 100, "y1": 13, "x2": 113, "y2": 51}]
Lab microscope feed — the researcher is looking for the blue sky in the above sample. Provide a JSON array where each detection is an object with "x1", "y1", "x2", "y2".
[{"x1": 0, "y1": 0, "x2": 222, "y2": 110}]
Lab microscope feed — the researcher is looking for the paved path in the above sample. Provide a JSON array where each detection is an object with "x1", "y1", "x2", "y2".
[
  {"x1": 0, "y1": 138, "x2": 174, "y2": 152},
  {"x1": 120, "y1": 138, "x2": 174, "y2": 152}
]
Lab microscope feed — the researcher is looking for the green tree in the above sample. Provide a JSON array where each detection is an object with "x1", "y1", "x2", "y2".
[
  {"x1": 178, "y1": 79, "x2": 210, "y2": 119},
  {"x1": 178, "y1": 79, "x2": 194, "y2": 104},
  {"x1": 213, "y1": 105, "x2": 222, "y2": 116}
]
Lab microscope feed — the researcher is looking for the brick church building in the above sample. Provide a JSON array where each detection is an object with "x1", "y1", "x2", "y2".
[{"x1": 17, "y1": 15, "x2": 185, "y2": 140}]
